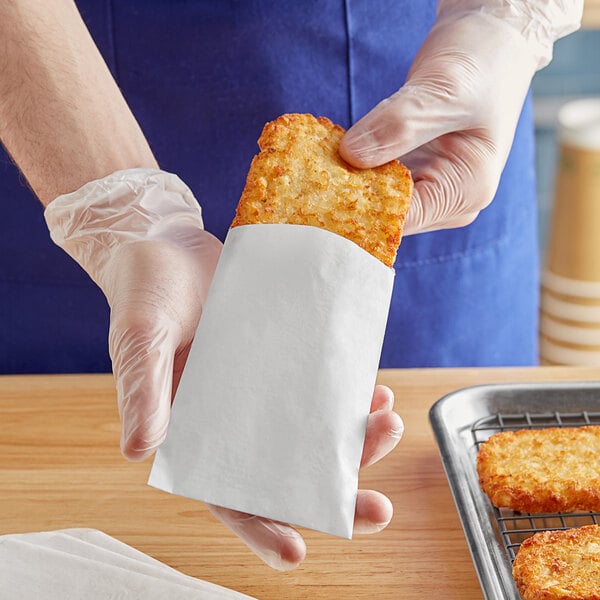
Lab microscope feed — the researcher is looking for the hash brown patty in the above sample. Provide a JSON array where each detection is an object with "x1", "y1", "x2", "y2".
[
  {"x1": 512, "y1": 525, "x2": 600, "y2": 600},
  {"x1": 231, "y1": 113, "x2": 413, "y2": 267},
  {"x1": 477, "y1": 426, "x2": 600, "y2": 513}
]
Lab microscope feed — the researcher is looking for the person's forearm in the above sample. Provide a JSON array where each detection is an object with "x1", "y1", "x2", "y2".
[{"x1": 0, "y1": 0, "x2": 157, "y2": 206}]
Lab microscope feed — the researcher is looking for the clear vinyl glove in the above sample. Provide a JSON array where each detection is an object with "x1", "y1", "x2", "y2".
[
  {"x1": 44, "y1": 168, "x2": 403, "y2": 570},
  {"x1": 44, "y1": 169, "x2": 223, "y2": 458},
  {"x1": 340, "y1": 0, "x2": 583, "y2": 233}
]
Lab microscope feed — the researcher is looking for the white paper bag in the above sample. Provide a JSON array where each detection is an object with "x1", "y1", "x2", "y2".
[{"x1": 149, "y1": 224, "x2": 394, "y2": 538}]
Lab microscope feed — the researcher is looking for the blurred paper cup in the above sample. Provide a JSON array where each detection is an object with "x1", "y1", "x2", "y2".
[{"x1": 541, "y1": 98, "x2": 600, "y2": 365}]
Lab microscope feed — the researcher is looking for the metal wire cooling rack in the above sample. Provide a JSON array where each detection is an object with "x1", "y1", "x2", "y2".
[{"x1": 470, "y1": 410, "x2": 600, "y2": 562}]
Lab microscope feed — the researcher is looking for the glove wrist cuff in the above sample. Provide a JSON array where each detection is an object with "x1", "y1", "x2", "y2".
[
  {"x1": 44, "y1": 168, "x2": 204, "y2": 287},
  {"x1": 436, "y1": 0, "x2": 583, "y2": 70}
]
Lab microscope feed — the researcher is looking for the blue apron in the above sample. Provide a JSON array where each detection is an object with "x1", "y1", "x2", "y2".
[{"x1": 0, "y1": 0, "x2": 538, "y2": 373}]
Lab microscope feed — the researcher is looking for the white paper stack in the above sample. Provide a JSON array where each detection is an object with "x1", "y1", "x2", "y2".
[
  {"x1": 0, "y1": 528, "x2": 254, "y2": 600},
  {"x1": 149, "y1": 224, "x2": 394, "y2": 539}
]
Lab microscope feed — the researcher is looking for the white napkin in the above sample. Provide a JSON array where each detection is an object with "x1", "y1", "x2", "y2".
[
  {"x1": 0, "y1": 529, "x2": 254, "y2": 599},
  {"x1": 149, "y1": 224, "x2": 394, "y2": 538}
]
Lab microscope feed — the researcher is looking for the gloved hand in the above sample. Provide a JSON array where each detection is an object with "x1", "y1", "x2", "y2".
[
  {"x1": 340, "y1": 0, "x2": 583, "y2": 234},
  {"x1": 207, "y1": 383, "x2": 402, "y2": 570},
  {"x1": 44, "y1": 168, "x2": 403, "y2": 570},
  {"x1": 45, "y1": 169, "x2": 223, "y2": 459}
]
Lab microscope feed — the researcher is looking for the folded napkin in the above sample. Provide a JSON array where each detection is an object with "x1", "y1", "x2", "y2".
[{"x1": 0, "y1": 529, "x2": 254, "y2": 600}]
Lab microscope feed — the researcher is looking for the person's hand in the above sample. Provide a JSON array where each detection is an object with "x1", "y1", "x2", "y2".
[
  {"x1": 44, "y1": 169, "x2": 222, "y2": 459},
  {"x1": 44, "y1": 168, "x2": 403, "y2": 570},
  {"x1": 207, "y1": 383, "x2": 403, "y2": 570},
  {"x1": 340, "y1": 2, "x2": 582, "y2": 234}
]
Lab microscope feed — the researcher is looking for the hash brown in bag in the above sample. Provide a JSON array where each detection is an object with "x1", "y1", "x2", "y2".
[
  {"x1": 231, "y1": 113, "x2": 412, "y2": 266},
  {"x1": 149, "y1": 113, "x2": 412, "y2": 538}
]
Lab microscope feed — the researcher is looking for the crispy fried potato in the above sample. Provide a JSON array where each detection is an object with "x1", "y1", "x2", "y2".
[
  {"x1": 512, "y1": 525, "x2": 600, "y2": 600},
  {"x1": 231, "y1": 113, "x2": 413, "y2": 267},
  {"x1": 477, "y1": 426, "x2": 600, "y2": 513}
]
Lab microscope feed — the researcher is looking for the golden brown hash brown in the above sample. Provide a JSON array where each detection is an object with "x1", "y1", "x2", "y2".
[
  {"x1": 230, "y1": 113, "x2": 413, "y2": 267},
  {"x1": 512, "y1": 525, "x2": 600, "y2": 600},
  {"x1": 477, "y1": 426, "x2": 600, "y2": 513}
]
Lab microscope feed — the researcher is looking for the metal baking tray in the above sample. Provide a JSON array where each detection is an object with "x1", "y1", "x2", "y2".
[{"x1": 429, "y1": 381, "x2": 600, "y2": 600}]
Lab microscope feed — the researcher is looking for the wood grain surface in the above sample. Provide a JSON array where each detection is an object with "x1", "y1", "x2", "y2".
[{"x1": 1, "y1": 367, "x2": 599, "y2": 599}]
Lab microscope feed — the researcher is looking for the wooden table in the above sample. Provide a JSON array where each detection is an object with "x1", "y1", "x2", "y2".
[{"x1": 1, "y1": 367, "x2": 599, "y2": 599}]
